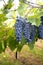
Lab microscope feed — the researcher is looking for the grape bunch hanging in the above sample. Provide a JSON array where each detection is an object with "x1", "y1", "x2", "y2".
[
  {"x1": 38, "y1": 16, "x2": 43, "y2": 39},
  {"x1": 15, "y1": 16, "x2": 43, "y2": 43}
]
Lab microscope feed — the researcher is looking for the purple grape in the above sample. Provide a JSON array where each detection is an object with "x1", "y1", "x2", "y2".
[{"x1": 38, "y1": 25, "x2": 43, "y2": 39}]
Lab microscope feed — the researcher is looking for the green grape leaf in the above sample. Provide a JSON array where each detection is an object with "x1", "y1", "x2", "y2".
[
  {"x1": 19, "y1": 0, "x2": 24, "y2": 3},
  {"x1": 0, "y1": 42, "x2": 4, "y2": 53},
  {"x1": 17, "y1": 36, "x2": 27, "y2": 52},
  {"x1": 4, "y1": 1, "x2": 12, "y2": 9},
  {"x1": 0, "y1": 14, "x2": 7, "y2": 23},
  {"x1": 7, "y1": 28, "x2": 14, "y2": 37},
  {"x1": 17, "y1": 43, "x2": 23, "y2": 52},
  {"x1": 8, "y1": 36, "x2": 19, "y2": 51},
  {"x1": 18, "y1": 3, "x2": 27, "y2": 16},
  {"x1": 3, "y1": 39, "x2": 7, "y2": 51}
]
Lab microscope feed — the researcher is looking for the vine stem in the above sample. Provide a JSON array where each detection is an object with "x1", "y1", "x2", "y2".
[
  {"x1": 24, "y1": 0, "x2": 43, "y2": 8},
  {"x1": 23, "y1": 0, "x2": 43, "y2": 18},
  {"x1": 15, "y1": 50, "x2": 18, "y2": 59}
]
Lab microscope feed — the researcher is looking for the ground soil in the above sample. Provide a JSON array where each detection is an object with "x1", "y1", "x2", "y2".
[{"x1": 4, "y1": 39, "x2": 43, "y2": 65}]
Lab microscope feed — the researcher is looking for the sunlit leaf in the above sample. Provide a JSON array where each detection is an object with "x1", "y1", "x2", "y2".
[{"x1": 0, "y1": 14, "x2": 7, "y2": 23}]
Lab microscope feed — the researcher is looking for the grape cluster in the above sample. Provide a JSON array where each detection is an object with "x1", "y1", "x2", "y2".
[
  {"x1": 23, "y1": 22, "x2": 31, "y2": 41},
  {"x1": 38, "y1": 16, "x2": 43, "y2": 39},
  {"x1": 15, "y1": 16, "x2": 43, "y2": 43},
  {"x1": 38, "y1": 25, "x2": 43, "y2": 39},
  {"x1": 15, "y1": 16, "x2": 26, "y2": 41},
  {"x1": 29, "y1": 25, "x2": 37, "y2": 43},
  {"x1": 40, "y1": 16, "x2": 43, "y2": 25},
  {"x1": 23, "y1": 23, "x2": 37, "y2": 43}
]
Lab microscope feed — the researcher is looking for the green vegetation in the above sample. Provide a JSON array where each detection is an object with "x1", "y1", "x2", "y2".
[{"x1": 0, "y1": 0, "x2": 43, "y2": 65}]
